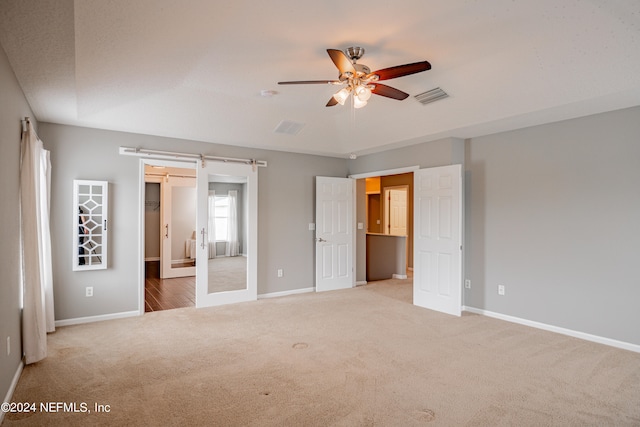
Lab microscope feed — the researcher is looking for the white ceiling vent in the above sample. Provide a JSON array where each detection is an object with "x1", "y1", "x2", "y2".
[
  {"x1": 415, "y1": 87, "x2": 449, "y2": 105},
  {"x1": 274, "y1": 120, "x2": 305, "y2": 135}
]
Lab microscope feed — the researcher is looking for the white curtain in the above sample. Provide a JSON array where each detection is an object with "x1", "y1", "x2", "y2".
[
  {"x1": 207, "y1": 190, "x2": 216, "y2": 259},
  {"x1": 225, "y1": 190, "x2": 239, "y2": 257},
  {"x1": 20, "y1": 120, "x2": 54, "y2": 365}
]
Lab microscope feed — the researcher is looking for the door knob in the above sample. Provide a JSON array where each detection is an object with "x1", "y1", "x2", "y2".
[{"x1": 316, "y1": 237, "x2": 327, "y2": 243}]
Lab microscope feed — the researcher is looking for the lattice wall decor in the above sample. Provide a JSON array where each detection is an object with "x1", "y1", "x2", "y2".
[{"x1": 73, "y1": 180, "x2": 109, "y2": 271}]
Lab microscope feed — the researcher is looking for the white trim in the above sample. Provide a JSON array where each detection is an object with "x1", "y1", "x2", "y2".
[
  {"x1": 54, "y1": 310, "x2": 140, "y2": 327},
  {"x1": 356, "y1": 281, "x2": 368, "y2": 286},
  {"x1": 1, "y1": 360, "x2": 24, "y2": 424},
  {"x1": 392, "y1": 274, "x2": 408, "y2": 279},
  {"x1": 349, "y1": 165, "x2": 420, "y2": 180},
  {"x1": 145, "y1": 256, "x2": 160, "y2": 262},
  {"x1": 463, "y1": 306, "x2": 640, "y2": 354},
  {"x1": 258, "y1": 287, "x2": 314, "y2": 299}
]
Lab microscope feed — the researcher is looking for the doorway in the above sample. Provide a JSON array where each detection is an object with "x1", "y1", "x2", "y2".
[
  {"x1": 144, "y1": 164, "x2": 196, "y2": 312},
  {"x1": 362, "y1": 173, "x2": 414, "y2": 282}
]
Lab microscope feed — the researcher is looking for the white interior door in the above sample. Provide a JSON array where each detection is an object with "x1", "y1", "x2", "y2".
[
  {"x1": 161, "y1": 175, "x2": 196, "y2": 279},
  {"x1": 388, "y1": 188, "x2": 408, "y2": 236},
  {"x1": 315, "y1": 177, "x2": 354, "y2": 292},
  {"x1": 413, "y1": 165, "x2": 462, "y2": 316},
  {"x1": 195, "y1": 161, "x2": 257, "y2": 308}
]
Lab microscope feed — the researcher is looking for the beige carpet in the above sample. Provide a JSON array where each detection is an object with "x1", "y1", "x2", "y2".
[{"x1": 4, "y1": 279, "x2": 640, "y2": 426}]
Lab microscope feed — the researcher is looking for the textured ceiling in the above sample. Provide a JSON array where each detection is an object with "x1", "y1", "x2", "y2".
[{"x1": 1, "y1": 0, "x2": 640, "y2": 157}]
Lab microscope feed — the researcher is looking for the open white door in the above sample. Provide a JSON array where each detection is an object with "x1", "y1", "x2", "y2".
[
  {"x1": 386, "y1": 188, "x2": 408, "y2": 236},
  {"x1": 315, "y1": 177, "x2": 354, "y2": 292},
  {"x1": 413, "y1": 164, "x2": 462, "y2": 316},
  {"x1": 195, "y1": 161, "x2": 257, "y2": 308}
]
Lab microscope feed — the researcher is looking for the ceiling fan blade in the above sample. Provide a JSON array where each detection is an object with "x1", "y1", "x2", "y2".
[
  {"x1": 326, "y1": 97, "x2": 338, "y2": 107},
  {"x1": 371, "y1": 83, "x2": 410, "y2": 100},
  {"x1": 369, "y1": 61, "x2": 431, "y2": 81},
  {"x1": 278, "y1": 80, "x2": 340, "y2": 85},
  {"x1": 327, "y1": 49, "x2": 356, "y2": 74}
]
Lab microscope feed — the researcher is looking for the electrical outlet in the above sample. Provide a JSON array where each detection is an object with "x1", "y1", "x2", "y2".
[
  {"x1": 86, "y1": 286, "x2": 93, "y2": 297},
  {"x1": 277, "y1": 269, "x2": 283, "y2": 278},
  {"x1": 308, "y1": 223, "x2": 315, "y2": 231},
  {"x1": 7, "y1": 336, "x2": 10, "y2": 356},
  {"x1": 498, "y1": 285, "x2": 505, "y2": 296},
  {"x1": 465, "y1": 279, "x2": 471, "y2": 289}
]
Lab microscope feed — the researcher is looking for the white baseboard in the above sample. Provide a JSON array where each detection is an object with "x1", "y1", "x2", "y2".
[
  {"x1": 392, "y1": 274, "x2": 408, "y2": 279},
  {"x1": 55, "y1": 310, "x2": 140, "y2": 327},
  {"x1": 145, "y1": 257, "x2": 160, "y2": 262},
  {"x1": 258, "y1": 287, "x2": 314, "y2": 299},
  {"x1": 1, "y1": 359, "x2": 24, "y2": 424},
  {"x1": 463, "y1": 306, "x2": 640, "y2": 354},
  {"x1": 355, "y1": 281, "x2": 367, "y2": 286}
]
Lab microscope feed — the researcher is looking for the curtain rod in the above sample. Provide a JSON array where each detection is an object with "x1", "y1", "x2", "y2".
[
  {"x1": 119, "y1": 146, "x2": 267, "y2": 168},
  {"x1": 22, "y1": 116, "x2": 31, "y2": 133}
]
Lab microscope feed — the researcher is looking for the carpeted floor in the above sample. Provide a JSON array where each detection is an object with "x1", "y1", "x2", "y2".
[{"x1": 3, "y1": 279, "x2": 640, "y2": 426}]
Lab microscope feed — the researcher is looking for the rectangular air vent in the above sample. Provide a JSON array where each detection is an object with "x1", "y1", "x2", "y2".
[
  {"x1": 274, "y1": 120, "x2": 305, "y2": 135},
  {"x1": 414, "y1": 87, "x2": 449, "y2": 105}
]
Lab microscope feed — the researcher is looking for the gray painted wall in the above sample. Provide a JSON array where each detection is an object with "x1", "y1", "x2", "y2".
[
  {"x1": 350, "y1": 110, "x2": 640, "y2": 346},
  {"x1": 37, "y1": 123, "x2": 348, "y2": 321},
  {"x1": 464, "y1": 107, "x2": 640, "y2": 345},
  {"x1": 0, "y1": 45, "x2": 34, "y2": 405}
]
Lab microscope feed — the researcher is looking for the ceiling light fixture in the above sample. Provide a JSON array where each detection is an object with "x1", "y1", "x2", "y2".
[
  {"x1": 330, "y1": 57, "x2": 377, "y2": 109},
  {"x1": 279, "y1": 47, "x2": 431, "y2": 109}
]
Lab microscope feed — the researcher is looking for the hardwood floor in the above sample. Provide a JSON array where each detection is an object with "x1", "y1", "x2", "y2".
[{"x1": 145, "y1": 261, "x2": 195, "y2": 312}]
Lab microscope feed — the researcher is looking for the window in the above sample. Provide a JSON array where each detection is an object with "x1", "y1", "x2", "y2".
[{"x1": 214, "y1": 195, "x2": 229, "y2": 241}]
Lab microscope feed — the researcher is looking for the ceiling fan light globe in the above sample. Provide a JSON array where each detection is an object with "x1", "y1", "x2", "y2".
[
  {"x1": 356, "y1": 86, "x2": 372, "y2": 101},
  {"x1": 333, "y1": 88, "x2": 350, "y2": 105},
  {"x1": 353, "y1": 97, "x2": 367, "y2": 109}
]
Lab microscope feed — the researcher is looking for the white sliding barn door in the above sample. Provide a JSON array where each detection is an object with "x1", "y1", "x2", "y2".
[
  {"x1": 315, "y1": 177, "x2": 354, "y2": 292},
  {"x1": 413, "y1": 165, "x2": 462, "y2": 316},
  {"x1": 195, "y1": 161, "x2": 257, "y2": 308}
]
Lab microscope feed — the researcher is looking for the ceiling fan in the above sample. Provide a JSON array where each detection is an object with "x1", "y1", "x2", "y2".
[{"x1": 278, "y1": 47, "x2": 431, "y2": 108}]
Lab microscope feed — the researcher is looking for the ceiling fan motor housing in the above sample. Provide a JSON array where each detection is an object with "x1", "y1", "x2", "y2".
[
  {"x1": 339, "y1": 63, "x2": 372, "y2": 82},
  {"x1": 346, "y1": 46, "x2": 365, "y2": 61}
]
